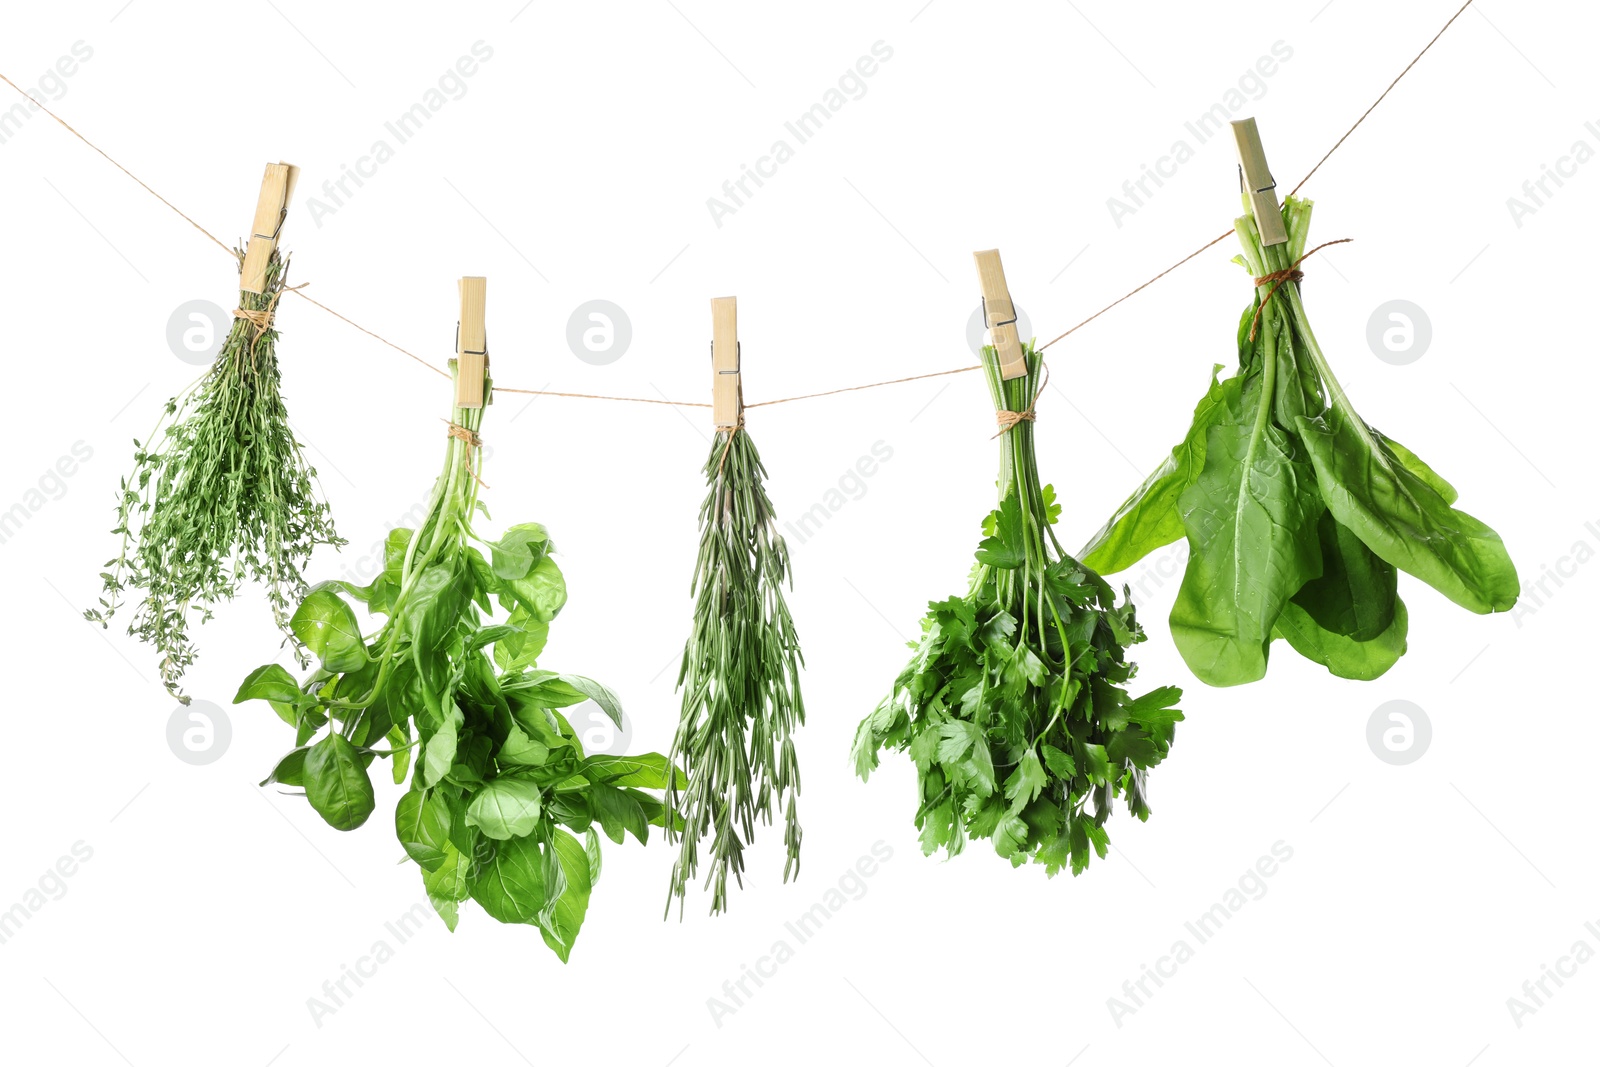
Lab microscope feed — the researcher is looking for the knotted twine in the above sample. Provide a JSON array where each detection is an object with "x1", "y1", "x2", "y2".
[
  {"x1": 1247, "y1": 239, "x2": 1353, "y2": 341},
  {"x1": 993, "y1": 362, "x2": 1050, "y2": 438},
  {"x1": 232, "y1": 281, "x2": 309, "y2": 363},
  {"x1": 443, "y1": 419, "x2": 489, "y2": 489}
]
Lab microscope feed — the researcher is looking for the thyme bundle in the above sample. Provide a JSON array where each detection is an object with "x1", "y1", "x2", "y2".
[{"x1": 88, "y1": 251, "x2": 340, "y2": 699}]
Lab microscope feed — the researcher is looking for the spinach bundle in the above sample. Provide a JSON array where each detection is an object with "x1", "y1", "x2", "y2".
[
  {"x1": 88, "y1": 250, "x2": 341, "y2": 700},
  {"x1": 235, "y1": 361, "x2": 678, "y2": 961},
  {"x1": 1082, "y1": 195, "x2": 1519, "y2": 686},
  {"x1": 665, "y1": 428, "x2": 805, "y2": 916},
  {"x1": 852, "y1": 343, "x2": 1182, "y2": 876}
]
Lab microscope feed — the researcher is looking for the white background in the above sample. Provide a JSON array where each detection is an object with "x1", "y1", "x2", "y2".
[{"x1": 0, "y1": 1, "x2": 1593, "y2": 1064}]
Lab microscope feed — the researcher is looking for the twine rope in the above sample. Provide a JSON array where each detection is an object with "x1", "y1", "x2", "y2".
[
  {"x1": 443, "y1": 420, "x2": 488, "y2": 488},
  {"x1": 0, "y1": 0, "x2": 1473, "y2": 412},
  {"x1": 993, "y1": 363, "x2": 1050, "y2": 438},
  {"x1": 1247, "y1": 238, "x2": 1354, "y2": 340},
  {"x1": 233, "y1": 281, "x2": 308, "y2": 361}
]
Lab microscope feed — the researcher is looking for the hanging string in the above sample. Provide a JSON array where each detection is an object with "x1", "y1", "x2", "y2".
[
  {"x1": 287, "y1": 287, "x2": 447, "y2": 379},
  {"x1": 1037, "y1": 0, "x2": 1472, "y2": 355},
  {"x1": 0, "y1": 71, "x2": 233, "y2": 258},
  {"x1": 496, "y1": 385, "x2": 709, "y2": 408},
  {"x1": 1288, "y1": 0, "x2": 1475, "y2": 197},
  {"x1": 744, "y1": 364, "x2": 983, "y2": 409},
  {"x1": 0, "y1": 0, "x2": 1475, "y2": 412}
]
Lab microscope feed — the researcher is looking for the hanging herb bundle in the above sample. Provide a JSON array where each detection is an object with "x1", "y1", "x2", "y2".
[
  {"x1": 665, "y1": 427, "x2": 805, "y2": 916},
  {"x1": 234, "y1": 359, "x2": 680, "y2": 961},
  {"x1": 87, "y1": 248, "x2": 340, "y2": 700},
  {"x1": 1081, "y1": 195, "x2": 1520, "y2": 686},
  {"x1": 852, "y1": 343, "x2": 1183, "y2": 876}
]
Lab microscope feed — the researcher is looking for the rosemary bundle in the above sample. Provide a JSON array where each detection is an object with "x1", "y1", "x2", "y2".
[
  {"x1": 666, "y1": 427, "x2": 805, "y2": 915},
  {"x1": 88, "y1": 251, "x2": 340, "y2": 699},
  {"x1": 853, "y1": 343, "x2": 1183, "y2": 875}
]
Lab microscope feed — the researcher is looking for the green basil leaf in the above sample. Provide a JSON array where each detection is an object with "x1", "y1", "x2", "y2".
[
  {"x1": 588, "y1": 782, "x2": 649, "y2": 845},
  {"x1": 423, "y1": 841, "x2": 472, "y2": 931},
  {"x1": 468, "y1": 834, "x2": 546, "y2": 925},
  {"x1": 501, "y1": 555, "x2": 567, "y2": 622},
  {"x1": 557, "y1": 674, "x2": 624, "y2": 730},
  {"x1": 423, "y1": 706, "x2": 463, "y2": 788},
  {"x1": 291, "y1": 587, "x2": 368, "y2": 674},
  {"x1": 492, "y1": 607, "x2": 550, "y2": 672},
  {"x1": 387, "y1": 722, "x2": 411, "y2": 785},
  {"x1": 235, "y1": 663, "x2": 301, "y2": 705},
  {"x1": 580, "y1": 753, "x2": 683, "y2": 789},
  {"x1": 467, "y1": 624, "x2": 521, "y2": 652},
  {"x1": 488, "y1": 523, "x2": 550, "y2": 581},
  {"x1": 259, "y1": 745, "x2": 309, "y2": 787},
  {"x1": 537, "y1": 828, "x2": 593, "y2": 962},
  {"x1": 383, "y1": 528, "x2": 413, "y2": 587},
  {"x1": 303, "y1": 733, "x2": 376, "y2": 831},
  {"x1": 499, "y1": 725, "x2": 550, "y2": 768},
  {"x1": 465, "y1": 547, "x2": 494, "y2": 613},
  {"x1": 401, "y1": 561, "x2": 471, "y2": 653},
  {"x1": 465, "y1": 779, "x2": 544, "y2": 840},
  {"x1": 396, "y1": 789, "x2": 452, "y2": 871},
  {"x1": 584, "y1": 827, "x2": 603, "y2": 886}
]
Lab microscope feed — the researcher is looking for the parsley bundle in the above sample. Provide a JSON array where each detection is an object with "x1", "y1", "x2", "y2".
[
  {"x1": 852, "y1": 343, "x2": 1183, "y2": 876},
  {"x1": 1082, "y1": 195, "x2": 1520, "y2": 685},
  {"x1": 235, "y1": 360, "x2": 679, "y2": 961},
  {"x1": 665, "y1": 427, "x2": 805, "y2": 915},
  {"x1": 88, "y1": 250, "x2": 341, "y2": 700}
]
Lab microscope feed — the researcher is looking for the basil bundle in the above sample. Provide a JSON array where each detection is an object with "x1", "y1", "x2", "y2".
[
  {"x1": 235, "y1": 361, "x2": 679, "y2": 961},
  {"x1": 1082, "y1": 195, "x2": 1520, "y2": 686},
  {"x1": 89, "y1": 251, "x2": 341, "y2": 699},
  {"x1": 853, "y1": 342, "x2": 1183, "y2": 876}
]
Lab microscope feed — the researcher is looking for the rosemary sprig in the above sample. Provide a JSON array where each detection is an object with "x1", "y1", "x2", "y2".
[
  {"x1": 87, "y1": 251, "x2": 342, "y2": 700},
  {"x1": 666, "y1": 427, "x2": 805, "y2": 916}
]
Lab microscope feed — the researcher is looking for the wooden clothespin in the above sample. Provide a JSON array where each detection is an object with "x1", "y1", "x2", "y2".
[
  {"x1": 456, "y1": 276, "x2": 489, "y2": 408},
  {"x1": 1230, "y1": 118, "x2": 1288, "y2": 247},
  {"x1": 973, "y1": 250, "x2": 1027, "y2": 380},
  {"x1": 710, "y1": 296, "x2": 741, "y2": 429},
  {"x1": 239, "y1": 162, "x2": 299, "y2": 294}
]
